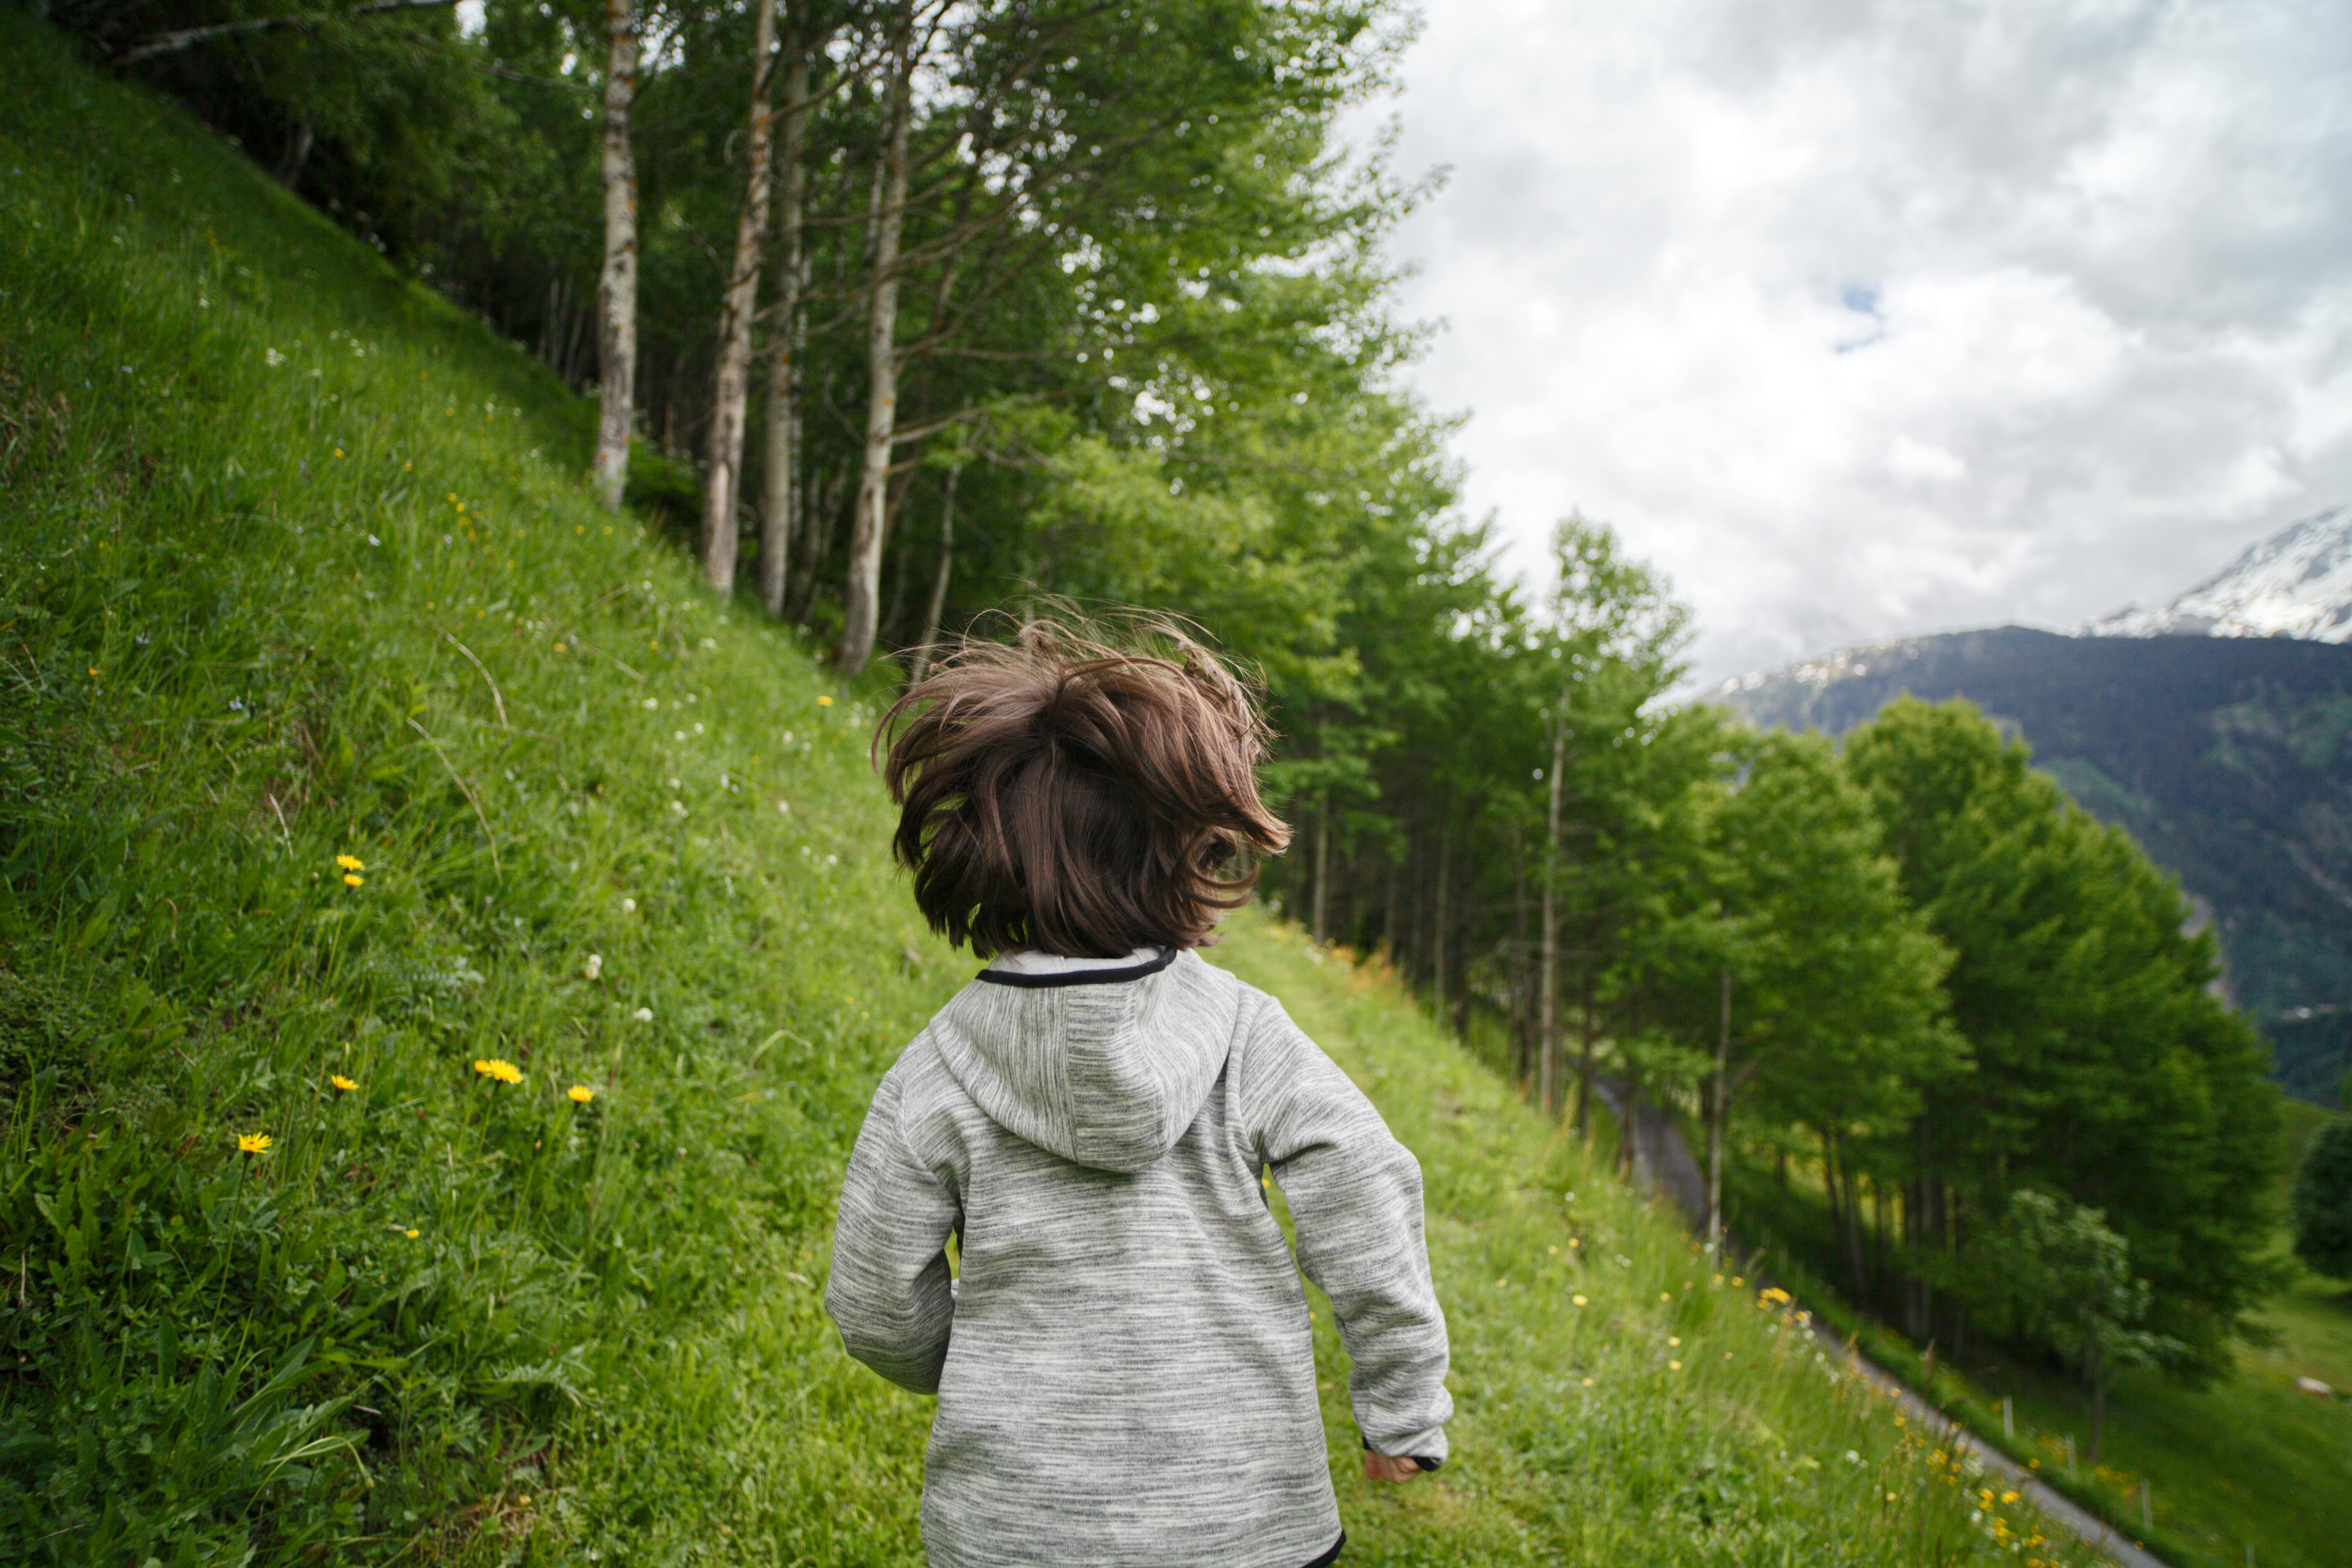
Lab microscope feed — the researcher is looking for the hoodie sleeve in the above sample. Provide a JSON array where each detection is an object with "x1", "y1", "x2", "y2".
[
  {"x1": 824, "y1": 1060, "x2": 961, "y2": 1394},
  {"x1": 1243, "y1": 999, "x2": 1452, "y2": 1465}
]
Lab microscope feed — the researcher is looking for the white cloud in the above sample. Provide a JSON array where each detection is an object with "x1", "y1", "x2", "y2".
[{"x1": 1351, "y1": 0, "x2": 2352, "y2": 682}]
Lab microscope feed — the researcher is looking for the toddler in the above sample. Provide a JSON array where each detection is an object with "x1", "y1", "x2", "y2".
[{"x1": 825, "y1": 622, "x2": 1451, "y2": 1568}]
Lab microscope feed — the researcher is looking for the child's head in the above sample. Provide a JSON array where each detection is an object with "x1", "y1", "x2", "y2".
[{"x1": 878, "y1": 619, "x2": 1292, "y2": 958}]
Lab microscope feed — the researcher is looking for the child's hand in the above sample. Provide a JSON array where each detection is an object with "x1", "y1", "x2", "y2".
[{"x1": 1362, "y1": 1452, "x2": 1423, "y2": 1484}]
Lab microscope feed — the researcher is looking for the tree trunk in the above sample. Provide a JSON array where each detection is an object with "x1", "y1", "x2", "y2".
[
  {"x1": 758, "y1": 41, "x2": 811, "y2": 617},
  {"x1": 832, "y1": 1, "x2": 915, "y2": 673},
  {"x1": 1311, "y1": 794, "x2": 1331, "y2": 943},
  {"x1": 907, "y1": 465, "x2": 958, "y2": 683},
  {"x1": 1575, "y1": 968, "x2": 1598, "y2": 1142},
  {"x1": 2087, "y1": 1341, "x2": 2107, "y2": 1463},
  {"x1": 699, "y1": 0, "x2": 781, "y2": 596},
  {"x1": 593, "y1": 0, "x2": 640, "y2": 511},
  {"x1": 1539, "y1": 710, "x2": 1565, "y2": 1116},
  {"x1": 1708, "y1": 967, "x2": 1729, "y2": 1258},
  {"x1": 1431, "y1": 816, "x2": 1451, "y2": 1025}
]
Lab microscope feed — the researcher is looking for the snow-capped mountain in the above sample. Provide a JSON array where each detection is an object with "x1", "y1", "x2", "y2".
[{"x1": 2084, "y1": 505, "x2": 2352, "y2": 642}]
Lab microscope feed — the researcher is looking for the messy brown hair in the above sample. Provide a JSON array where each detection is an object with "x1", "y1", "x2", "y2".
[{"x1": 877, "y1": 617, "x2": 1292, "y2": 959}]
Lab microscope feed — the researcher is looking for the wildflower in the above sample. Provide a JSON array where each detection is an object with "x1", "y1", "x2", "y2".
[
  {"x1": 1846, "y1": 1450, "x2": 1862, "y2": 1464},
  {"x1": 1566, "y1": 1237, "x2": 1580, "y2": 1248},
  {"x1": 1659, "y1": 1291, "x2": 1672, "y2": 1303},
  {"x1": 632, "y1": 1006, "x2": 653, "y2": 1022},
  {"x1": 1667, "y1": 1336, "x2": 1680, "y2": 1347},
  {"x1": 583, "y1": 953, "x2": 603, "y2": 981},
  {"x1": 473, "y1": 1057, "x2": 524, "y2": 1085},
  {"x1": 818, "y1": 695, "x2": 834, "y2": 707},
  {"x1": 344, "y1": 873, "x2": 364, "y2": 887},
  {"x1": 642, "y1": 697, "x2": 660, "y2": 710},
  {"x1": 1732, "y1": 1276, "x2": 1744, "y2": 1287},
  {"x1": 406, "y1": 1228, "x2": 420, "y2": 1238},
  {"x1": 236, "y1": 1132, "x2": 273, "y2": 1153},
  {"x1": 569, "y1": 1085, "x2": 596, "y2": 1104},
  {"x1": 266, "y1": 348, "x2": 284, "y2": 366},
  {"x1": 88, "y1": 666, "x2": 98, "y2": 677},
  {"x1": 334, "y1": 448, "x2": 344, "y2": 458},
  {"x1": 331, "y1": 1074, "x2": 358, "y2": 1092},
  {"x1": 2001, "y1": 1491, "x2": 2019, "y2": 1505},
  {"x1": 337, "y1": 854, "x2": 365, "y2": 871},
  {"x1": 1571, "y1": 1294, "x2": 1589, "y2": 1307},
  {"x1": 1759, "y1": 1286, "x2": 1792, "y2": 1306},
  {"x1": 620, "y1": 897, "x2": 637, "y2": 913},
  {"x1": 1668, "y1": 1360, "x2": 1681, "y2": 1371}
]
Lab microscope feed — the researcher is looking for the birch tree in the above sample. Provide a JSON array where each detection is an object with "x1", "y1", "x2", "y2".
[
  {"x1": 757, "y1": 32, "x2": 813, "y2": 617},
  {"x1": 593, "y1": 0, "x2": 640, "y2": 511},
  {"x1": 699, "y1": 0, "x2": 781, "y2": 594},
  {"x1": 831, "y1": 0, "x2": 914, "y2": 673}
]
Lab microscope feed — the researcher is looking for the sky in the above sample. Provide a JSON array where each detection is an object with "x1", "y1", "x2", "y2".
[{"x1": 1345, "y1": 0, "x2": 2352, "y2": 686}]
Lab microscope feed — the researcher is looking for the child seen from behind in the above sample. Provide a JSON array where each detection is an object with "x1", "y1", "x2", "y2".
[{"x1": 825, "y1": 621, "x2": 1451, "y2": 1568}]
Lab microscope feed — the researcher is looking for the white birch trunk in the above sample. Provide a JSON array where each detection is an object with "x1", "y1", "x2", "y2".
[
  {"x1": 831, "y1": 1, "x2": 914, "y2": 674},
  {"x1": 1539, "y1": 707, "x2": 1565, "y2": 1115},
  {"x1": 592, "y1": 0, "x2": 640, "y2": 511},
  {"x1": 1709, "y1": 967, "x2": 1730, "y2": 1257},
  {"x1": 908, "y1": 465, "x2": 957, "y2": 682},
  {"x1": 757, "y1": 41, "x2": 810, "y2": 618},
  {"x1": 699, "y1": 0, "x2": 781, "y2": 596}
]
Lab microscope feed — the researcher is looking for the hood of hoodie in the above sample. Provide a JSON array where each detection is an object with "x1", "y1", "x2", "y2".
[{"x1": 928, "y1": 949, "x2": 1240, "y2": 1173}]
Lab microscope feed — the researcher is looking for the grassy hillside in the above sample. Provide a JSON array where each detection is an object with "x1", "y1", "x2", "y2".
[
  {"x1": 1, "y1": 14, "x2": 2112, "y2": 1565},
  {"x1": 1729, "y1": 1107, "x2": 2352, "y2": 1568}
]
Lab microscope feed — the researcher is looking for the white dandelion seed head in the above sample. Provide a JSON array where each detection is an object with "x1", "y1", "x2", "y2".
[
  {"x1": 620, "y1": 897, "x2": 637, "y2": 913},
  {"x1": 642, "y1": 697, "x2": 660, "y2": 710},
  {"x1": 632, "y1": 1006, "x2": 652, "y2": 1022}
]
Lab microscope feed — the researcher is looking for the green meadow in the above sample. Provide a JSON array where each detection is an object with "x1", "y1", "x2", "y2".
[
  {"x1": 1729, "y1": 1097, "x2": 2352, "y2": 1568},
  {"x1": 0, "y1": 12, "x2": 2111, "y2": 1564}
]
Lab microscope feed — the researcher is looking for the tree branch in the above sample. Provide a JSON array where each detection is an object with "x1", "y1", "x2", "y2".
[{"x1": 115, "y1": 0, "x2": 462, "y2": 67}]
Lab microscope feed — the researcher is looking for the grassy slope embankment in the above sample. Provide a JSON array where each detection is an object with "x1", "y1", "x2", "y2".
[
  {"x1": 0, "y1": 16, "x2": 2110, "y2": 1565},
  {"x1": 1728, "y1": 1102, "x2": 2352, "y2": 1568}
]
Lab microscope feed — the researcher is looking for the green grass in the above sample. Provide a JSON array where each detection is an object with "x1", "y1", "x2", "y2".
[
  {"x1": 0, "y1": 12, "x2": 2120, "y2": 1564},
  {"x1": 1730, "y1": 1132, "x2": 2352, "y2": 1568}
]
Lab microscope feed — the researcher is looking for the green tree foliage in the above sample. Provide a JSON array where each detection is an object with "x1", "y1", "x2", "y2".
[
  {"x1": 1678, "y1": 731, "x2": 1956, "y2": 1259},
  {"x1": 2291, "y1": 1117, "x2": 2352, "y2": 1279},
  {"x1": 1985, "y1": 1189, "x2": 2178, "y2": 1461},
  {"x1": 1841, "y1": 698, "x2": 2285, "y2": 1378}
]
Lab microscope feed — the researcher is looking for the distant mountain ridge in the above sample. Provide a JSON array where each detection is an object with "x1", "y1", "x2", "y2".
[
  {"x1": 2084, "y1": 505, "x2": 2352, "y2": 642},
  {"x1": 1710, "y1": 627, "x2": 2352, "y2": 1105}
]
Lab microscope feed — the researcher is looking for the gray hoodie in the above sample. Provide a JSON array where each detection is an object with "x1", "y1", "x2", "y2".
[{"x1": 824, "y1": 947, "x2": 1451, "y2": 1568}]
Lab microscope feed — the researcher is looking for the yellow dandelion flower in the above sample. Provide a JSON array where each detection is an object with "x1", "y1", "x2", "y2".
[
  {"x1": 88, "y1": 666, "x2": 99, "y2": 677},
  {"x1": 331, "y1": 1074, "x2": 358, "y2": 1092},
  {"x1": 473, "y1": 1057, "x2": 523, "y2": 1085},
  {"x1": 1669, "y1": 1360, "x2": 1682, "y2": 1371},
  {"x1": 342, "y1": 872, "x2": 364, "y2": 887},
  {"x1": 818, "y1": 695, "x2": 834, "y2": 707},
  {"x1": 236, "y1": 1132, "x2": 273, "y2": 1153},
  {"x1": 1571, "y1": 1293, "x2": 1589, "y2": 1307},
  {"x1": 1667, "y1": 1336, "x2": 1681, "y2": 1347},
  {"x1": 405, "y1": 1228, "x2": 420, "y2": 1238},
  {"x1": 568, "y1": 1085, "x2": 596, "y2": 1104},
  {"x1": 337, "y1": 854, "x2": 365, "y2": 871},
  {"x1": 2001, "y1": 1491, "x2": 2019, "y2": 1505},
  {"x1": 333, "y1": 448, "x2": 344, "y2": 458}
]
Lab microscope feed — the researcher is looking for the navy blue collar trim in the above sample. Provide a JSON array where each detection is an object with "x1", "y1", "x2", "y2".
[{"x1": 975, "y1": 948, "x2": 1178, "y2": 988}]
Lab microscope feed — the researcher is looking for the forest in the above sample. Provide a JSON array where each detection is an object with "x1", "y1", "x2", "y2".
[{"x1": 5, "y1": 0, "x2": 2337, "y2": 1562}]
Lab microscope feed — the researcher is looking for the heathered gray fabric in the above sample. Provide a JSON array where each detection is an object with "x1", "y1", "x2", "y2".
[{"x1": 824, "y1": 947, "x2": 1451, "y2": 1568}]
